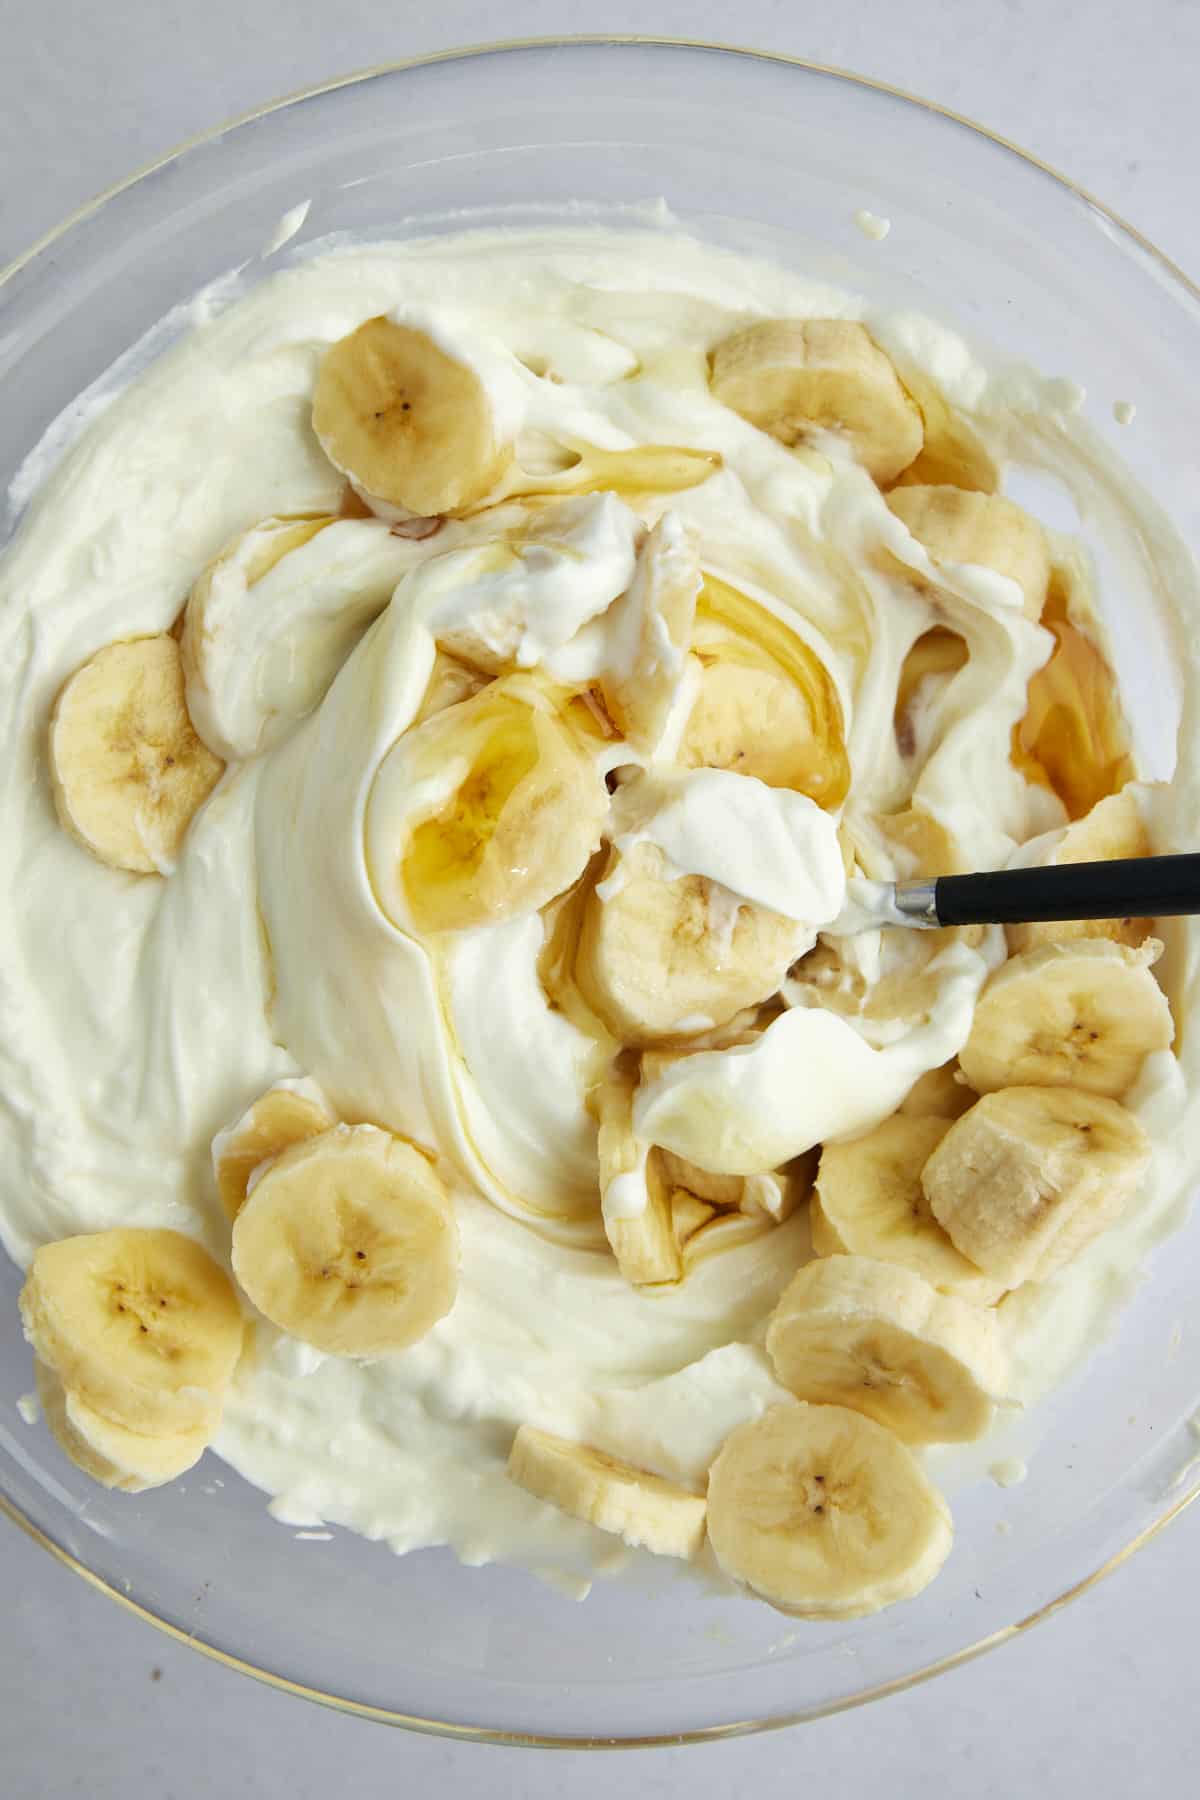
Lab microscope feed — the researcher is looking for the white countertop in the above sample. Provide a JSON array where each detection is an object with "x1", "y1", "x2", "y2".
[{"x1": 3, "y1": 3, "x2": 1199, "y2": 1794}]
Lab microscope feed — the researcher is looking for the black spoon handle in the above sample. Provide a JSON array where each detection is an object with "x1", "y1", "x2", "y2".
[{"x1": 906, "y1": 853, "x2": 1200, "y2": 929}]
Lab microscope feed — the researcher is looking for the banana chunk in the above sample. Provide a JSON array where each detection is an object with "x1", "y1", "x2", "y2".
[
  {"x1": 212, "y1": 1078, "x2": 336, "y2": 1221},
  {"x1": 1007, "y1": 791, "x2": 1153, "y2": 954},
  {"x1": 507, "y1": 1424, "x2": 707, "y2": 1558},
  {"x1": 886, "y1": 485, "x2": 1050, "y2": 620},
  {"x1": 596, "y1": 1064, "x2": 681, "y2": 1286},
  {"x1": 680, "y1": 577, "x2": 850, "y2": 807},
  {"x1": 766, "y1": 1255, "x2": 1007, "y2": 1443},
  {"x1": 669, "y1": 1189, "x2": 717, "y2": 1248},
  {"x1": 812, "y1": 1114, "x2": 1005, "y2": 1305},
  {"x1": 889, "y1": 370, "x2": 999, "y2": 495},
  {"x1": 312, "y1": 315, "x2": 513, "y2": 516},
  {"x1": 366, "y1": 675, "x2": 609, "y2": 934},
  {"x1": 958, "y1": 938, "x2": 1173, "y2": 1099},
  {"x1": 599, "y1": 513, "x2": 700, "y2": 752},
  {"x1": 657, "y1": 1149, "x2": 744, "y2": 1208},
  {"x1": 706, "y1": 1402, "x2": 952, "y2": 1618},
  {"x1": 576, "y1": 841, "x2": 802, "y2": 1045},
  {"x1": 922, "y1": 1085, "x2": 1151, "y2": 1286},
  {"x1": 20, "y1": 1229, "x2": 243, "y2": 1435},
  {"x1": 34, "y1": 1359, "x2": 209, "y2": 1493},
  {"x1": 710, "y1": 319, "x2": 923, "y2": 484},
  {"x1": 49, "y1": 636, "x2": 224, "y2": 875},
  {"x1": 231, "y1": 1124, "x2": 458, "y2": 1355}
]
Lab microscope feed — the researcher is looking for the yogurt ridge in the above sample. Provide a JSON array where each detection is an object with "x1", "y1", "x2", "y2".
[{"x1": 1, "y1": 224, "x2": 1199, "y2": 1593}]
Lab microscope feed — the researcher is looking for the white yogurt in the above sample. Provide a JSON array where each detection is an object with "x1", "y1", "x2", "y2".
[{"x1": 1, "y1": 224, "x2": 1198, "y2": 1589}]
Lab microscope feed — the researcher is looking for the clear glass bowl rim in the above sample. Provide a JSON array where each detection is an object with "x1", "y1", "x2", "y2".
[{"x1": 2, "y1": 33, "x2": 1198, "y2": 1750}]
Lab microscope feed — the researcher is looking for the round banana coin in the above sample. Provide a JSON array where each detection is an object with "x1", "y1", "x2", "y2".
[
  {"x1": 231, "y1": 1124, "x2": 459, "y2": 1355},
  {"x1": 49, "y1": 636, "x2": 224, "y2": 875},
  {"x1": 313, "y1": 316, "x2": 512, "y2": 516},
  {"x1": 706, "y1": 1401, "x2": 953, "y2": 1618},
  {"x1": 20, "y1": 1228, "x2": 244, "y2": 1434}
]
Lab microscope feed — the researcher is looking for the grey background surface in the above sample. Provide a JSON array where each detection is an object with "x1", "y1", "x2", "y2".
[{"x1": 3, "y1": 3, "x2": 1200, "y2": 1794}]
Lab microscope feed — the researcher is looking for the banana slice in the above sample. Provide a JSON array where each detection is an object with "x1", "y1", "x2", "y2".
[
  {"x1": 709, "y1": 319, "x2": 923, "y2": 483},
  {"x1": 1012, "y1": 572, "x2": 1134, "y2": 818},
  {"x1": 34, "y1": 1359, "x2": 209, "y2": 1493},
  {"x1": 49, "y1": 636, "x2": 224, "y2": 875},
  {"x1": 507, "y1": 1424, "x2": 707, "y2": 1558},
  {"x1": 411, "y1": 651, "x2": 491, "y2": 725},
  {"x1": 599, "y1": 513, "x2": 700, "y2": 752},
  {"x1": 657, "y1": 1149, "x2": 744, "y2": 1208},
  {"x1": 20, "y1": 1229, "x2": 243, "y2": 1434},
  {"x1": 706, "y1": 1402, "x2": 953, "y2": 1618},
  {"x1": 212, "y1": 1078, "x2": 336, "y2": 1221},
  {"x1": 366, "y1": 675, "x2": 609, "y2": 934},
  {"x1": 888, "y1": 369, "x2": 999, "y2": 495},
  {"x1": 181, "y1": 514, "x2": 425, "y2": 758},
  {"x1": 231, "y1": 1124, "x2": 458, "y2": 1355},
  {"x1": 312, "y1": 315, "x2": 514, "y2": 516},
  {"x1": 670, "y1": 1189, "x2": 717, "y2": 1247},
  {"x1": 1007, "y1": 790, "x2": 1153, "y2": 954},
  {"x1": 923, "y1": 1085, "x2": 1151, "y2": 1286},
  {"x1": 957, "y1": 938, "x2": 1173, "y2": 1098},
  {"x1": 765, "y1": 1255, "x2": 1007, "y2": 1443},
  {"x1": 886, "y1": 485, "x2": 1050, "y2": 620},
  {"x1": 596, "y1": 1064, "x2": 681, "y2": 1286},
  {"x1": 812, "y1": 1115, "x2": 1005, "y2": 1305},
  {"x1": 576, "y1": 841, "x2": 802, "y2": 1045},
  {"x1": 680, "y1": 576, "x2": 850, "y2": 807},
  {"x1": 898, "y1": 1063, "x2": 978, "y2": 1121}
]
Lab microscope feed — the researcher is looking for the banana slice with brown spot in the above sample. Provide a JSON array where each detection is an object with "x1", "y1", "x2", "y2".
[
  {"x1": 231, "y1": 1124, "x2": 458, "y2": 1355},
  {"x1": 312, "y1": 316, "x2": 513, "y2": 516},
  {"x1": 49, "y1": 636, "x2": 224, "y2": 875},
  {"x1": 706, "y1": 1402, "x2": 953, "y2": 1617},
  {"x1": 20, "y1": 1229, "x2": 243, "y2": 1435}
]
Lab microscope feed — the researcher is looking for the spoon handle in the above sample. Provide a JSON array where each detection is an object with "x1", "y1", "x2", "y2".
[{"x1": 896, "y1": 853, "x2": 1200, "y2": 929}]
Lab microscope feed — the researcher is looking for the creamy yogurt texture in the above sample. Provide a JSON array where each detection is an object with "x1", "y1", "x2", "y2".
[{"x1": 3, "y1": 225, "x2": 1200, "y2": 1589}]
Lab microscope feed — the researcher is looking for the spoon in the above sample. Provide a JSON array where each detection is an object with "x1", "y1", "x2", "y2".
[{"x1": 844, "y1": 852, "x2": 1200, "y2": 933}]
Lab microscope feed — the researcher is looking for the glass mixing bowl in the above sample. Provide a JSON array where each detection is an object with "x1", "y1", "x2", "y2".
[{"x1": 2, "y1": 37, "x2": 1199, "y2": 1747}]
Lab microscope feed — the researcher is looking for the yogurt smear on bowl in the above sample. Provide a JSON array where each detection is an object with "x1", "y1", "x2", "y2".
[{"x1": 3, "y1": 225, "x2": 1200, "y2": 1613}]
